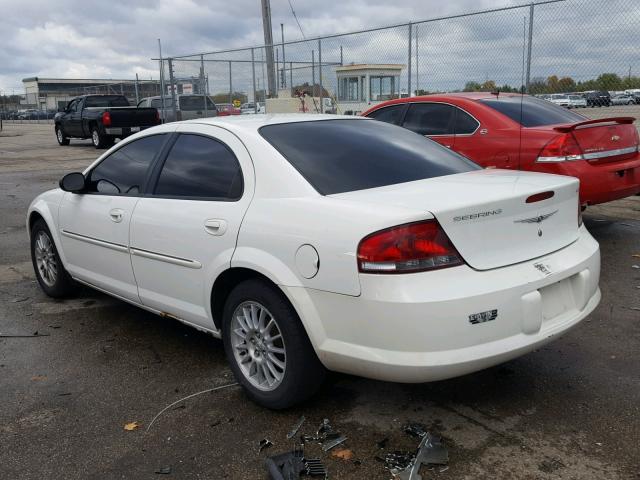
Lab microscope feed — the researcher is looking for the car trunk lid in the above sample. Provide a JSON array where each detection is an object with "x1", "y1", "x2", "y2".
[
  {"x1": 331, "y1": 169, "x2": 580, "y2": 271},
  {"x1": 554, "y1": 117, "x2": 639, "y2": 164}
]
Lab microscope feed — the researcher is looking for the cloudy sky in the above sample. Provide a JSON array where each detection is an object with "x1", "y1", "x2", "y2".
[{"x1": 1, "y1": 0, "x2": 638, "y2": 94}]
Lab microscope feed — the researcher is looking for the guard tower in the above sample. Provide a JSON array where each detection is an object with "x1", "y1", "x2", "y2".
[{"x1": 335, "y1": 64, "x2": 404, "y2": 115}]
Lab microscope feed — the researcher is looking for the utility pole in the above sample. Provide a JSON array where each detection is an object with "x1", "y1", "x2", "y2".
[
  {"x1": 281, "y1": 24, "x2": 286, "y2": 88},
  {"x1": 261, "y1": 0, "x2": 276, "y2": 97}
]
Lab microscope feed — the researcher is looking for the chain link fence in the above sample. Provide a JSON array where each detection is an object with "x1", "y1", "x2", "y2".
[{"x1": 160, "y1": 0, "x2": 639, "y2": 124}]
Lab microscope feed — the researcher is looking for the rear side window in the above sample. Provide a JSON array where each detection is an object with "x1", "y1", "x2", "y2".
[
  {"x1": 154, "y1": 134, "x2": 242, "y2": 199},
  {"x1": 179, "y1": 96, "x2": 217, "y2": 111},
  {"x1": 402, "y1": 103, "x2": 455, "y2": 135},
  {"x1": 367, "y1": 105, "x2": 405, "y2": 125},
  {"x1": 87, "y1": 135, "x2": 166, "y2": 195},
  {"x1": 453, "y1": 108, "x2": 479, "y2": 134},
  {"x1": 260, "y1": 119, "x2": 479, "y2": 195},
  {"x1": 84, "y1": 96, "x2": 130, "y2": 108},
  {"x1": 481, "y1": 96, "x2": 585, "y2": 127}
]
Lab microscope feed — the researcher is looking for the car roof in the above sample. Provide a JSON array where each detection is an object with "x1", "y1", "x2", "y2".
[{"x1": 183, "y1": 114, "x2": 369, "y2": 134}]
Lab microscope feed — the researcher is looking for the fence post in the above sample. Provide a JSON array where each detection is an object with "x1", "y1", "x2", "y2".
[
  {"x1": 407, "y1": 22, "x2": 412, "y2": 97},
  {"x1": 201, "y1": 55, "x2": 208, "y2": 117},
  {"x1": 415, "y1": 24, "x2": 419, "y2": 94},
  {"x1": 340, "y1": 46, "x2": 343, "y2": 66},
  {"x1": 135, "y1": 73, "x2": 140, "y2": 104},
  {"x1": 251, "y1": 48, "x2": 258, "y2": 113},
  {"x1": 311, "y1": 50, "x2": 315, "y2": 96},
  {"x1": 290, "y1": 62, "x2": 293, "y2": 92},
  {"x1": 281, "y1": 23, "x2": 286, "y2": 88},
  {"x1": 168, "y1": 58, "x2": 178, "y2": 121},
  {"x1": 229, "y1": 60, "x2": 233, "y2": 105},
  {"x1": 318, "y1": 39, "x2": 323, "y2": 113},
  {"x1": 525, "y1": 2, "x2": 534, "y2": 93}
]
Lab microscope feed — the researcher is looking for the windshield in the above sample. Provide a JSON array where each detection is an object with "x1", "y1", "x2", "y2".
[
  {"x1": 179, "y1": 96, "x2": 216, "y2": 111},
  {"x1": 84, "y1": 96, "x2": 130, "y2": 108},
  {"x1": 259, "y1": 119, "x2": 480, "y2": 195},
  {"x1": 480, "y1": 96, "x2": 585, "y2": 127}
]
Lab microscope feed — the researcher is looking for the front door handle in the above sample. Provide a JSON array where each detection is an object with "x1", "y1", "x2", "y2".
[
  {"x1": 109, "y1": 208, "x2": 125, "y2": 223},
  {"x1": 204, "y1": 219, "x2": 228, "y2": 236}
]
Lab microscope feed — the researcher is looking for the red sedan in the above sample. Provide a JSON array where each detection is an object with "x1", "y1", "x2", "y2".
[{"x1": 362, "y1": 93, "x2": 640, "y2": 206}]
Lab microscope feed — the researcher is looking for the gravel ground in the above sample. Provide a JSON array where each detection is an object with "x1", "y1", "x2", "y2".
[{"x1": 1, "y1": 123, "x2": 639, "y2": 479}]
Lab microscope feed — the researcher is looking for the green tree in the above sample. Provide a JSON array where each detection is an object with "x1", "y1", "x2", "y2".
[{"x1": 463, "y1": 81, "x2": 482, "y2": 92}]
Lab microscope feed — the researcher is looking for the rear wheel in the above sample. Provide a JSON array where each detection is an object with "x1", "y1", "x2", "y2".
[
  {"x1": 91, "y1": 126, "x2": 113, "y2": 149},
  {"x1": 30, "y1": 219, "x2": 75, "y2": 297},
  {"x1": 222, "y1": 279, "x2": 325, "y2": 409},
  {"x1": 55, "y1": 126, "x2": 70, "y2": 145}
]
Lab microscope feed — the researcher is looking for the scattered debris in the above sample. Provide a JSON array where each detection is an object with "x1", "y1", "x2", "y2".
[
  {"x1": 404, "y1": 422, "x2": 428, "y2": 438},
  {"x1": 287, "y1": 416, "x2": 306, "y2": 439},
  {"x1": 632, "y1": 254, "x2": 640, "y2": 259},
  {"x1": 322, "y1": 434, "x2": 347, "y2": 452},
  {"x1": 265, "y1": 447, "x2": 305, "y2": 480},
  {"x1": 628, "y1": 307, "x2": 640, "y2": 311},
  {"x1": 259, "y1": 438, "x2": 274, "y2": 453},
  {"x1": 10, "y1": 296, "x2": 30, "y2": 303},
  {"x1": 146, "y1": 382, "x2": 239, "y2": 432},
  {"x1": 378, "y1": 451, "x2": 415, "y2": 472},
  {"x1": 155, "y1": 466, "x2": 172, "y2": 475},
  {"x1": 31, "y1": 375, "x2": 47, "y2": 381},
  {"x1": 331, "y1": 448, "x2": 354, "y2": 461},
  {"x1": 394, "y1": 433, "x2": 448, "y2": 480},
  {"x1": 124, "y1": 421, "x2": 140, "y2": 431},
  {"x1": 304, "y1": 458, "x2": 328, "y2": 477},
  {"x1": 632, "y1": 265, "x2": 640, "y2": 269}
]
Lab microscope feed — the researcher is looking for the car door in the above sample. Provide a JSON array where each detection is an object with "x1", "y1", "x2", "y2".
[
  {"x1": 445, "y1": 105, "x2": 486, "y2": 163},
  {"x1": 61, "y1": 99, "x2": 79, "y2": 136},
  {"x1": 129, "y1": 124, "x2": 254, "y2": 330},
  {"x1": 58, "y1": 134, "x2": 169, "y2": 301},
  {"x1": 68, "y1": 97, "x2": 85, "y2": 136},
  {"x1": 401, "y1": 102, "x2": 456, "y2": 148}
]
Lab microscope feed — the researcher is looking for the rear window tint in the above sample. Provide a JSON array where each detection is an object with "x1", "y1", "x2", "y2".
[
  {"x1": 84, "y1": 96, "x2": 130, "y2": 108},
  {"x1": 367, "y1": 105, "x2": 405, "y2": 125},
  {"x1": 480, "y1": 96, "x2": 584, "y2": 127},
  {"x1": 259, "y1": 119, "x2": 479, "y2": 195}
]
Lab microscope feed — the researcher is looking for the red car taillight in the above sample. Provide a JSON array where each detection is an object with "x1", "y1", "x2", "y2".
[
  {"x1": 155, "y1": 110, "x2": 161, "y2": 124},
  {"x1": 101, "y1": 111, "x2": 112, "y2": 127},
  {"x1": 537, "y1": 133, "x2": 583, "y2": 162},
  {"x1": 357, "y1": 220, "x2": 464, "y2": 274}
]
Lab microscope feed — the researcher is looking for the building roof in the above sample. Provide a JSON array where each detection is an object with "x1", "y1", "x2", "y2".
[
  {"x1": 22, "y1": 77, "x2": 159, "y2": 84},
  {"x1": 335, "y1": 64, "x2": 404, "y2": 72}
]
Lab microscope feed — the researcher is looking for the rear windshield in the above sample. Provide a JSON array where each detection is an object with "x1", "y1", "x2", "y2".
[
  {"x1": 480, "y1": 96, "x2": 585, "y2": 127},
  {"x1": 259, "y1": 119, "x2": 480, "y2": 195},
  {"x1": 84, "y1": 96, "x2": 130, "y2": 108},
  {"x1": 179, "y1": 96, "x2": 216, "y2": 111}
]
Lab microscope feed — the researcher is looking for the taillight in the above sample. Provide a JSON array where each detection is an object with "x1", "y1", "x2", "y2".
[
  {"x1": 155, "y1": 110, "x2": 161, "y2": 124},
  {"x1": 537, "y1": 133, "x2": 583, "y2": 162},
  {"x1": 101, "y1": 111, "x2": 112, "y2": 127},
  {"x1": 357, "y1": 220, "x2": 464, "y2": 274}
]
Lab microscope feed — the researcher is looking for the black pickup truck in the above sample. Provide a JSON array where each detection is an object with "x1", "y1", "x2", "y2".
[{"x1": 54, "y1": 95, "x2": 160, "y2": 148}]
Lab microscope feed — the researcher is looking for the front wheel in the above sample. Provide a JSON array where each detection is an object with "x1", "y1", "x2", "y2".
[
  {"x1": 91, "y1": 126, "x2": 113, "y2": 149},
  {"x1": 222, "y1": 279, "x2": 325, "y2": 409},
  {"x1": 55, "y1": 126, "x2": 70, "y2": 145},
  {"x1": 30, "y1": 219, "x2": 75, "y2": 297}
]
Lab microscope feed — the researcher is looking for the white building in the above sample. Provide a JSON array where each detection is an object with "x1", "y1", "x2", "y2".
[{"x1": 335, "y1": 64, "x2": 404, "y2": 115}]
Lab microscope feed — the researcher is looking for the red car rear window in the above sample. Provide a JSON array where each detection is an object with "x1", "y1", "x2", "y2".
[{"x1": 481, "y1": 96, "x2": 585, "y2": 127}]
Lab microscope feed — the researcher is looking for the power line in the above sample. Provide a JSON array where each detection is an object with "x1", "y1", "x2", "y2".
[{"x1": 287, "y1": 0, "x2": 306, "y2": 39}]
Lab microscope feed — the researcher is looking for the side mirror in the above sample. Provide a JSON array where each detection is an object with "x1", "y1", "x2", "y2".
[{"x1": 59, "y1": 172, "x2": 86, "y2": 193}]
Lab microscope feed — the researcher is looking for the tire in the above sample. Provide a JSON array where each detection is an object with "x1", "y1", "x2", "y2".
[
  {"x1": 30, "y1": 218, "x2": 75, "y2": 298},
  {"x1": 91, "y1": 126, "x2": 113, "y2": 149},
  {"x1": 55, "y1": 126, "x2": 70, "y2": 146},
  {"x1": 222, "y1": 278, "x2": 325, "y2": 409}
]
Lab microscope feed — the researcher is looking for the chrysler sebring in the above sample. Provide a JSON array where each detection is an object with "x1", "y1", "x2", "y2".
[{"x1": 28, "y1": 115, "x2": 601, "y2": 408}]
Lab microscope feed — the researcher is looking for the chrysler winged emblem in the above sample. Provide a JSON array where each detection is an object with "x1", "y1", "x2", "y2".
[
  {"x1": 514, "y1": 209, "x2": 558, "y2": 224},
  {"x1": 611, "y1": 135, "x2": 620, "y2": 142}
]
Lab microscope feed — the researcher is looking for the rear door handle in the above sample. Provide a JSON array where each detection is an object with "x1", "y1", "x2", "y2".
[
  {"x1": 109, "y1": 208, "x2": 125, "y2": 223},
  {"x1": 204, "y1": 219, "x2": 227, "y2": 236}
]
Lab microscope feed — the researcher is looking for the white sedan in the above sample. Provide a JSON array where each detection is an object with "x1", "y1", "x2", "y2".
[{"x1": 28, "y1": 115, "x2": 601, "y2": 409}]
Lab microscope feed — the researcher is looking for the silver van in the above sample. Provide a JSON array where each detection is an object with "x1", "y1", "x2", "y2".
[{"x1": 137, "y1": 95, "x2": 218, "y2": 122}]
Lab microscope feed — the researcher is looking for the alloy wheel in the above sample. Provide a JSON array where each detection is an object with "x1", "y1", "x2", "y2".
[
  {"x1": 230, "y1": 301, "x2": 286, "y2": 391},
  {"x1": 34, "y1": 231, "x2": 57, "y2": 287}
]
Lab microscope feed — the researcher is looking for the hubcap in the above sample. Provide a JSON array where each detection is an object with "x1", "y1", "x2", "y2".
[
  {"x1": 57, "y1": 129, "x2": 63, "y2": 142},
  {"x1": 34, "y1": 231, "x2": 57, "y2": 287},
  {"x1": 230, "y1": 301, "x2": 286, "y2": 391},
  {"x1": 92, "y1": 130, "x2": 99, "y2": 145}
]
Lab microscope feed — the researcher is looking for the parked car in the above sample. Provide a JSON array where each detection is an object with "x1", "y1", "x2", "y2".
[
  {"x1": 55, "y1": 95, "x2": 160, "y2": 148},
  {"x1": 137, "y1": 94, "x2": 217, "y2": 123},
  {"x1": 28, "y1": 115, "x2": 600, "y2": 408},
  {"x1": 240, "y1": 102, "x2": 265, "y2": 114},
  {"x1": 548, "y1": 94, "x2": 570, "y2": 108},
  {"x1": 567, "y1": 94, "x2": 587, "y2": 108},
  {"x1": 217, "y1": 103, "x2": 242, "y2": 116},
  {"x1": 362, "y1": 93, "x2": 640, "y2": 206},
  {"x1": 610, "y1": 94, "x2": 636, "y2": 106},
  {"x1": 583, "y1": 91, "x2": 611, "y2": 107}
]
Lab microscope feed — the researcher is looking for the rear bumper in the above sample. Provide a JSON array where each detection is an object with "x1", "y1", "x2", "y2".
[
  {"x1": 104, "y1": 126, "x2": 152, "y2": 136},
  {"x1": 538, "y1": 154, "x2": 640, "y2": 205},
  {"x1": 284, "y1": 226, "x2": 600, "y2": 383}
]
